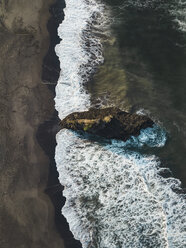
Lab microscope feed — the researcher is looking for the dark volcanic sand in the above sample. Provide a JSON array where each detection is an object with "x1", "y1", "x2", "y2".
[
  {"x1": 0, "y1": 0, "x2": 80, "y2": 247},
  {"x1": 39, "y1": 1, "x2": 82, "y2": 247}
]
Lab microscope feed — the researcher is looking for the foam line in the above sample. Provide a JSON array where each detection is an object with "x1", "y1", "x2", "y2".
[
  {"x1": 54, "y1": 1, "x2": 186, "y2": 247},
  {"x1": 55, "y1": 128, "x2": 186, "y2": 248}
]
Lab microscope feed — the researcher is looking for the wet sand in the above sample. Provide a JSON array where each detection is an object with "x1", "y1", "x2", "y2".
[
  {"x1": 39, "y1": 1, "x2": 82, "y2": 247},
  {"x1": 0, "y1": 1, "x2": 65, "y2": 247}
]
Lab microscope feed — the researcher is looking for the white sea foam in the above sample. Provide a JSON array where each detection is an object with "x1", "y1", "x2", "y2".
[
  {"x1": 54, "y1": 0, "x2": 186, "y2": 247},
  {"x1": 173, "y1": 1, "x2": 186, "y2": 32},
  {"x1": 55, "y1": 128, "x2": 186, "y2": 248},
  {"x1": 55, "y1": 0, "x2": 109, "y2": 120}
]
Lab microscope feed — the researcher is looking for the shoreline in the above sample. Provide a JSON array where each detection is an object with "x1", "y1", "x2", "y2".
[{"x1": 38, "y1": 1, "x2": 82, "y2": 247}]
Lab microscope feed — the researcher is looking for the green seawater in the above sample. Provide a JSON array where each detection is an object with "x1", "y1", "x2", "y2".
[{"x1": 88, "y1": 1, "x2": 186, "y2": 187}]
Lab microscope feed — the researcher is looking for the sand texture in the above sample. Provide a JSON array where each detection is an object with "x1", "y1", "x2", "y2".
[{"x1": 0, "y1": 1, "x2": 64, "y2": 247}]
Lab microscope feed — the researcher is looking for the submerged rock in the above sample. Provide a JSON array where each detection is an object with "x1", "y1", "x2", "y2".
[{"x1": 61, "y1": 107, "x2": 154, "y2": 141}]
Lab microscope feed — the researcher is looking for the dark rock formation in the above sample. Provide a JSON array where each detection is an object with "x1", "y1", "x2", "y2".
[{"x1": 61, "y1": 107, "x2": 154, "y2": 141}]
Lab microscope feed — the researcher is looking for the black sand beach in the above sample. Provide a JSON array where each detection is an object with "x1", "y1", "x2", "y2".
[
  {"x1": 0, "y1": 0, "x2": 80, "y2": 247},
  {"x1": 39, "y1": 1, "x2": 82, "y2": 247}
]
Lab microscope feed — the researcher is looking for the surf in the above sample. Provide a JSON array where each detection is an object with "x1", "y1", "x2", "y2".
[{"x1": 54, "y1": 0, "x2": 186, "y2": 247}]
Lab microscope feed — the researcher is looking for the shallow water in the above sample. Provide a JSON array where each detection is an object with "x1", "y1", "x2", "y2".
[{"x1": 55, "y1": 0, "x2": 186, "y2": 247}]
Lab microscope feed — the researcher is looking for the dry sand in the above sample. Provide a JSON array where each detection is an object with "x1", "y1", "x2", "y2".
[{"x1": 0, "y1": 1, "x2": 65, "y2": 247}]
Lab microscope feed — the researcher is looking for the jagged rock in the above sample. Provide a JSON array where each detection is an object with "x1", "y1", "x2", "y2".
[{"x1": 61, "y1": 107, "x2": 154, "y2": 141}]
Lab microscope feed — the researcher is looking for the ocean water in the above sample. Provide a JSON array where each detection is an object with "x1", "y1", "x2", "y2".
[{"x1": 55, "y1": 1, "x2": 186, "y2": 247}]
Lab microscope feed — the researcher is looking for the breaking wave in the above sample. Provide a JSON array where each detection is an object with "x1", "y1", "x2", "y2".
[
  {"x1": 174, "y1": 1, "x2": 186, "y2": 32},
  {"x1": 55, "y1": 0, "x2": 109, "y2": 119},
  {"x1": 54, "y1": 0, "x2": 186, "y2": 247},
  {"x1": 56, "y1": 127, "x2": 186, "y2": 248}
]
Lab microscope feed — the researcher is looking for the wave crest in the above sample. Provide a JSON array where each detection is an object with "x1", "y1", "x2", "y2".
[{"x1": 56, "y1": 128, "x2": 186, "y2": 248}]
